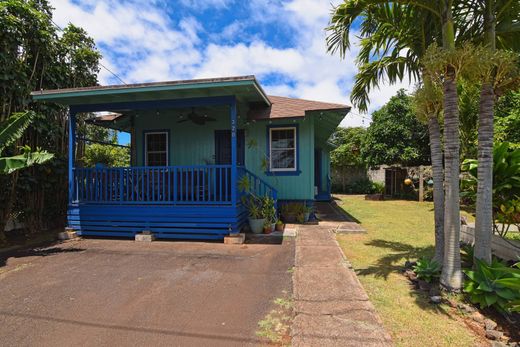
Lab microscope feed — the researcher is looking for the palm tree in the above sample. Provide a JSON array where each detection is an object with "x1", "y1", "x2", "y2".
[
  {"x1": 457, "y1": 0, "x2": 520, "y2": 264},
  {"x1": 413, "y1": 79, "x2": 445, "y2": 263},
  {"x1": 327, "y1": 2, "x2": 446, "y2": 262},
  {"x1": 437, "y1": 0, "x2": 464, "y2": 291},
  {"x1": 328, "y1": 0, "x2": 465, "y2": 290}
]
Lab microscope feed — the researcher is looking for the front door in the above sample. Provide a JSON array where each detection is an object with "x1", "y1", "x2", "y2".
[
  {"x1": 214, "y1": 130, "x2": 245, "y2": 165},
  {"x1": 214, "y1": 130, "x2": 245, "y2": 200}
]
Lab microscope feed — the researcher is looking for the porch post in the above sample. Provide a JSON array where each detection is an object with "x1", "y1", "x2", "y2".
[
  {"x1": 68, "y1": 110, "x2": 76, "y2": 205},
  {"x1": 230, "y1": 97, "x2": 237, "y2": 208}
]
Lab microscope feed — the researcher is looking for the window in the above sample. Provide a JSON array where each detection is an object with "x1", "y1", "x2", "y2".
[
  {"x1": 269, "y1": 127, "x2": 297, "y2": 171},
  {"x1": 145, "y1": 132, "x2": 168, "y2": 166}
]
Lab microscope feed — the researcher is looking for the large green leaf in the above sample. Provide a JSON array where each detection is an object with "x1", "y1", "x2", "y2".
[
  {"x1": 0, "y1": 111, "x2": 35, "y2": 153},
  {"x1": 495, "y1": 278, "x2": 520, "y2": 291},
  {"x1": 0, "y1": 150, "x2": 54, "y2": 174},
  {"x1": 484, "y1": 293, "x2": 498, "y2": 307}
]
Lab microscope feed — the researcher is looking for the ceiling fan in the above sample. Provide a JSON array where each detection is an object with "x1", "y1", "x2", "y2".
[{"x1": 177, "y1": 107, "x2": 216, "y2": 125}]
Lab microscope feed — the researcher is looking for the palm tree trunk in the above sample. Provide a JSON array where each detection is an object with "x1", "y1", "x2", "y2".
[
  {"x1": 428, "y1": 115, "x2": 445, "y2": 264},
  {"x1": 474, "y1": 83, "x2": 494, "y2": 263},
  {"x1": 440, "y1": 73, "x2": 462, "y2": 291},
  {"x1": 474, "y1": 0, "x2": 496, "y2": 264}
]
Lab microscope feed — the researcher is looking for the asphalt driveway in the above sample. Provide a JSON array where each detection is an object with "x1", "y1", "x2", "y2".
[{"x1": 0, "y1": 237, "x2": 294, "y2": 346}]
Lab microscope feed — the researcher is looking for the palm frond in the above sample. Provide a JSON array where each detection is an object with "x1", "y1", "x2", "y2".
[{"x1": 352, "y1": 56, "x2": 420, "y2": 112}]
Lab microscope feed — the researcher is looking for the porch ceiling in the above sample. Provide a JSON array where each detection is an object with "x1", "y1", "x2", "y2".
[{"x1": 31, "y1": 75, "x2": 270, "y2": 107}]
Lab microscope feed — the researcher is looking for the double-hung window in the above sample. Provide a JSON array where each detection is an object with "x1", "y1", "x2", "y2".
[
  {"x1": 145, "y1": 132, "x2": 168, "y2": 166},
  {"x1": 269, "y1": 127, "x2": 297, "y2": 172}
]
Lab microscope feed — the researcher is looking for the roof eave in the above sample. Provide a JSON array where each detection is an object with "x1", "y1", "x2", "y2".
[{"x1": 30, "y1": 75, "x2": 271, "y2": 106}]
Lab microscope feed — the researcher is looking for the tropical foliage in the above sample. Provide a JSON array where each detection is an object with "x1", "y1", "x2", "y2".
[
  {"x1": 0, "y1": 111, "x2": 53, "y2": 174},
  {"x1": 0, "y1": 0, "x2": 100, "y2": 241},
  {"x1": 80, "y1": 128, "x2": 130, "y2": 168},
  {"x1": 495, "y1": 89, "x2": 520, "y2": 147},
  {"x1": 413, "y1": 258, "x2": 442, "y2": 283},
  {"x1": 330, "y1": 127, "x2": 366, "y2": 168},
  {"x1": 463, "y1": 259, "x2": 520, "y2": 314},
  {"x1": 361, "y1": 90, "x2": 430, "y2": 168},
  {"x1": 461, "y1": 142, "x2": 520, "y2": 237}
]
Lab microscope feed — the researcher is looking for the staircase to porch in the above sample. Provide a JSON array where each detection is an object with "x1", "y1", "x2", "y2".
[{"x1": 68, "y1": 165, "x2": 277, "y2": 240}]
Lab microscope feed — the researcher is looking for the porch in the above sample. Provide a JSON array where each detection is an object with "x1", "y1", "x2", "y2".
[{"x1": 69, "y1": 165, "x2": 276, "y2": 239}]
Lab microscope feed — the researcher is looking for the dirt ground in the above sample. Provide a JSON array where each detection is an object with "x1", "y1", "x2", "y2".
[{"x1": 0, "y1": 237, "x2": 294, "y2": 346}]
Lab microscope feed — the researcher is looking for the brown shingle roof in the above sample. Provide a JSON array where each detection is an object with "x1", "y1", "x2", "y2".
[
  {"x1": 91, "y1": 95, "x2": 350, "y2": 124},
  {"x1": 248, "y1": 95, "x2": 350, "y2": 120}
]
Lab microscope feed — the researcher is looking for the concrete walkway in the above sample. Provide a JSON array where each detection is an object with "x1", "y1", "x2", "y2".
[{"x1": 292, "y1": 220, "x2": 392, "y2": 346}]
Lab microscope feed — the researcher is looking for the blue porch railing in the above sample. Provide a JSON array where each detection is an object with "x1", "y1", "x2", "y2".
[
  {"x1": 72, "y1": 165, "x2": 233, "y2": 205},
  {"x1": 237, "y1": 167, "x2": 278, "y2": 203}
]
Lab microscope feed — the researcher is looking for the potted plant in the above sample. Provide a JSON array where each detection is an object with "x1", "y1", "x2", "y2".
[
  {"x1": 259, "y1": 196, "x2": 276, "y2": 233},
  {"x1": 275, "y1": 219, "x2": 285, "y2": 232},
  {"x1": 246, "y1": 196, "x2": 265, "y2": 234},
  {"x1": 263, "y1": 219, "x2": 273, "y2": 234}
]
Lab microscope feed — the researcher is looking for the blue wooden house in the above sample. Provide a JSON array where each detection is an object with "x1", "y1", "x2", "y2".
[{"x1": 32, "y1": 76, "x2": 350, "y2": 240}]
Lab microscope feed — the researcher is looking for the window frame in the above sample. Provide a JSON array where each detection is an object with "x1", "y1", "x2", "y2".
[
  {"x1": 144, "y1": 131, "x2": 169, "y2": 166},
  {"x1": 268, "y1": 126, "x2": 298, "y2": 173}
]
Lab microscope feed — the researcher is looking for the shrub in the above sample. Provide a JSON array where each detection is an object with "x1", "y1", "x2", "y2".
[
  {"x1": 371, "y1": 182, "x2": 385, "y2": 194},
  {"x1": 463, "y1": 259, "x2": 520, "y2": 314},
  {"x1": 348, "y1": 178, "x2": 374, "y2": 194},
  {"x1": 280, "y1": 202, "x2": 307, "y2": 223},
  {"x1": 413, "y1": 258, "x2": 441, "y2": 283}
]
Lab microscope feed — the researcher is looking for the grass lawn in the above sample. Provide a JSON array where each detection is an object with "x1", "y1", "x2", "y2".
[{"x1": 335, "y1": 195, "x2": 480, "y2": 347}]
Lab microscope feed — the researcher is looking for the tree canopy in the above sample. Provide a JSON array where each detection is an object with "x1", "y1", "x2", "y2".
[
  {"x1": 330, "y1": 127, "x2": 367, "y2": 168},
  {"x1": 361, "y1": 90, "x2": 431, "y2": 168}
]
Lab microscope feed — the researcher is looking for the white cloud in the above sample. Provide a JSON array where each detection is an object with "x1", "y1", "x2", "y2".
[{"x1": 50, "y1": 0, "x2": 411, "y2": 128}]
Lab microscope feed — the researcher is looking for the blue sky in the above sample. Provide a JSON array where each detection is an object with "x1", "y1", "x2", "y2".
[{"x1": 51, "y1": 0, "x2": 411, "y2": 145}]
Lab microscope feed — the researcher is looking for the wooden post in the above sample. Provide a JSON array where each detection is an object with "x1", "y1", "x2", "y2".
[
  {"x1": 230, "y1": 97, "x2": 237, "y2": 209},
  {"x1": 130, "y1": 115, "x2": 136, "y2": 166},
  {"x1": 68, "y1": 110, "x2": 76, "y2": 205},
  {"x1": 419, "y1": 165, "x2": 424, "y2": 202}
]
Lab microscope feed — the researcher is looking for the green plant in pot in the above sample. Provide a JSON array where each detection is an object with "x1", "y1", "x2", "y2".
[
  {"x1": 263, "y1": 219, "x2": 273, "y2": 234},
  {"x1": 261, "y1": 196, "x2": 276, "y2": 233},
  {"x1": 245, "y1": 196, "x2": 265, "y2": 234},
  {"x1": 275, "y1": 219, "x2": 285, "y2": 232}
]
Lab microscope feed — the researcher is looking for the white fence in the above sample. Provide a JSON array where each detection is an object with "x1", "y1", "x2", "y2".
[{"x1": 460, "y1": 224, "x2": 520, "y2": 261}]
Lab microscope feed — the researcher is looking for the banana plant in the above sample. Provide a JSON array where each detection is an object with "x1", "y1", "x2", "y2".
[{"x1": 0, "y1": 111, "x2": 54, "y2": 174}]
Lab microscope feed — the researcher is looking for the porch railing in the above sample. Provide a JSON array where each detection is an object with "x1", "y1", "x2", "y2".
[
  {"x1": 238, "y1": 167, "x2": 278, "y2": 203},
  {"x1": 72, "y1": 165, "x2": 233, "y2": 205}
]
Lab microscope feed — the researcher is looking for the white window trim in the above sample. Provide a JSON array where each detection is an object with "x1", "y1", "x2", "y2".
[
  {"x1": 144, "y1": 131, "x2": 169, "y2": 166},
  {"x1": 269, "y1": 127, "x2": 297, "y2": 172}
]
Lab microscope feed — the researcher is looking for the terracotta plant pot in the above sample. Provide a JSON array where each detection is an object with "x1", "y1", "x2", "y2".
[
  {"x1": 263, "y1": 225, "x2": 273, "y2": 234},
  {"x1": 275, "y1": 223, "x2": 285, "y2": 232}
]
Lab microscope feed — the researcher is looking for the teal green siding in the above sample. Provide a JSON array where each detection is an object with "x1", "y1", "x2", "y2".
[
  {"x1": 135, "y1": 109, "x2": 230, "y2": 166},
  {"x1": 244, "y1": 118, "x2": 315, "y2": 200},
  {"x1": 134, "y1": 111, "x2": 316, "y2": 200}
]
